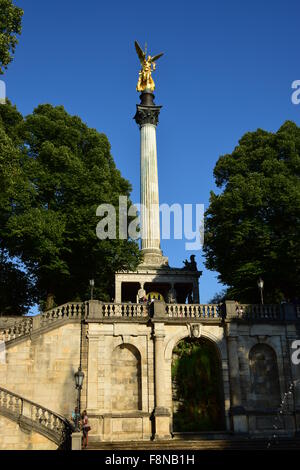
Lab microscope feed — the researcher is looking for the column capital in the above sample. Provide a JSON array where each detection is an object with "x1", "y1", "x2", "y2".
[
  {"x1": 154, "y1": 332, "x2": 166, "y2": 341},
  {"x1": 134, "y1": 104, "x2": 161, "y2": 127},
  {"x1": 153, "y1": 321, "x2": 165, "y2": 339}
]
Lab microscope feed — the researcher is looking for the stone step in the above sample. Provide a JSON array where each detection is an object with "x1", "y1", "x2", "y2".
[{"x1": 87, "y1": 438, "x2": 300, "y2": 451}]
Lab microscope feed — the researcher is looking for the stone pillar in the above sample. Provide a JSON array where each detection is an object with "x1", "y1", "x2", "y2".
[
  {"x1": 86, "y1": 332, "x2": 99, "y2": 412},
  {"x1": 114, "y1": 276, "x2": 122, "y2": 303},
  {"x1": 134, "y1": 90, "x2": 166, "y2": 266},
  {"x1": 71, "y1": 432, "x2": 82, "y2": 450},
  {"x1": 226, "y1": 324, "x2": 248, "y2": 433},
  {"x1": 140, "y1": 123, "x2": 160, "y2": 253},
  {"x1": 153, "y1": 322, "x2": 170, "y2": 440}
]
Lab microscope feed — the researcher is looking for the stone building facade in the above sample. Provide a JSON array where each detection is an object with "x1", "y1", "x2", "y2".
[
  {"x1": 0, "y1": 300, "x2": 299, "y2": 448},
  {"x1": 0, "y1": 68, "x2": 299, "y2": 450}
]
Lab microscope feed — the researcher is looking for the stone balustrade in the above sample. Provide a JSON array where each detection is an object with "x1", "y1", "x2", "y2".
[
  {"x1": 0, "y1": 386, "x2": 72, "y2": 448},
  {"x1": 0, "y1": 302, "x2": 86, "y2": 344},
  {"x1": 92, "y1": 302, "x2": 149, "y2": 318},
  {"x1": 236, "y1": 304, "x2": 280, "y2": 320},
  {"x1": 0, "y1": 317, "x2": 33, "y2": 342},
  {"x1": 0, "y1": 301, "x2": 299, "y2": 346},
  {"x1": 165, "y1": 303, "x2": 220, "y2": 319},
  {"x1": 41, "y1": 302, "x2": 86, "y2": 325}
]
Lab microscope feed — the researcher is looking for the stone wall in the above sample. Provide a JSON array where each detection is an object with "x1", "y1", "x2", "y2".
[
  {"x1": 111, "y1": 344, "x2": 142, "y2": 411},
  {"x1": 0, "y1": 323, "x2": 81, "y2": 417},
  {"x1": 0, "y1": 304, "x2": 299, "y2": 448},
  {"x1": 0, "y1": 415, "x2": 57, "y2": 450}
]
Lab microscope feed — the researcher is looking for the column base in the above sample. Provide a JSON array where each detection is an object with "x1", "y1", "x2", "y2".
[
  {"x1": 153, "y1": 408, "x2": 171, "y2": 440},
  {"x1": 140, "y1": 250, "x2": 169, "y2": 267},
  {"x1": 230, "y1": 407, "x2": 248, "y2": 434}
]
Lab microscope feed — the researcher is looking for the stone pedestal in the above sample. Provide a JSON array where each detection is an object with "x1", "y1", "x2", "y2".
[{"x1": 71, "y1": 432, "x2": 82, "y2": 450}]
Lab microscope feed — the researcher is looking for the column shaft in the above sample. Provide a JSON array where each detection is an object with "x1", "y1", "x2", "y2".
[
  {"x1": 154, "y1": 335, "x2": 165, "y2": 409},
  {"x1": 140, "y1": 123, "x2": 161, "y2": 254}
]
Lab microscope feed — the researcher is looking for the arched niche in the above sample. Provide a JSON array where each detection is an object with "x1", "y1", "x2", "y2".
[
  {"x1": 249, "y1": 343, "x2": 281, "y2": 409},
  {"x1": 111, "y1": 344, "x2": 142, "y2": 412}
]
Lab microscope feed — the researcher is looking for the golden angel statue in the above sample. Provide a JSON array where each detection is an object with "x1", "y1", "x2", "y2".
[{"x1": 135, "y1": 41, "x2": 164, "y2": 92}]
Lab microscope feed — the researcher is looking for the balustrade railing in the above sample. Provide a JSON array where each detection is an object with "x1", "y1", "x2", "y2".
[
  {"x1": 0, "y1": 301, "x2": 298, "y2": 346},
  {"x1": 238, "y1": 304, "x2": 280, "y2": 320},
  {"x1": 0, "y1": 302, "x2": 85, "y2": 343},
  {"x1": 95, "y1": 303, "x2": 149, "y2": 318},
  {"x1": 0, "y1": 317, "x2": 33, "y2": 342},
  {"x1": 0, "y1": 386, "x2": 72, "y2": 448},
  {"x1": 165, "y1": 303, "x2": 220, "y2": 319},
  {"x1": 41, "y1": 302, "x2": 86, "y2": 325}
]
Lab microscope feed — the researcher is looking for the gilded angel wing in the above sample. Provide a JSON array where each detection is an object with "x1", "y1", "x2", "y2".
[
  {"x1": 151, "y1": 52, "x2": 164, "y2": 62},
  {"x1": 135, "y1": 41, "x2": 145, "y2": 64}
]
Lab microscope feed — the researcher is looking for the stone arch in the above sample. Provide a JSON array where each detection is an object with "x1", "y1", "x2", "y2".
[
  {"x1": 171, "y1": 335, "x2": 226, "y2": 432},
  {"x1": 248, "y1": 343, "x2": 281, "y2": 409},
  {"x1": 165, "y1": 328, "x2": 227, "y2": 363},
  {"x1": 111, "y1": 343, "x2": 142, "y2": 412}
]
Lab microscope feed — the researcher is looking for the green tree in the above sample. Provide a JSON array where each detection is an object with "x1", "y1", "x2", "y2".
[
  {"x1": 172, "y1": 338, "x2": 224, "y2": 432},
  {"x1": 0, "y1": 102, "x2": 35, "y2": 314},
  {"x1": 0, "y1": 254, "x2": 36, "y2": 315},
  {"x1": 0, "y1": 0, "x2": 23, "y2": 74},
  {"x1": 204, "y1": 121, "x2": 300, "y2": 304},
  {"x1": 0, "y1": 103, "x2": 142, "y2": 312}
]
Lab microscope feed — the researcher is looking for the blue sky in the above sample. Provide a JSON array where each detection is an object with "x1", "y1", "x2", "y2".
[{"x1": 4, "y1": 0, "x2": 300, "y2": 303}]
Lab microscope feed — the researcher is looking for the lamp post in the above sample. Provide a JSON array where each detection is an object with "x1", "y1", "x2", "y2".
[
  {"x1": 74, "y1": 366, "x2": 84, "y2": 431},
  {"x1": 257, "y1": 277, "x2": 264, "y2": 305},
  {"x1": 89, "y1": 279, "x2": 95, "y2": 301}
]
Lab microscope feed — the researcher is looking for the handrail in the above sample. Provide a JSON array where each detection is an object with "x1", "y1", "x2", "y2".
[
  {"x1": 0, "y1": 386, "x2": 72, "y2": 448},
  {"x1": 0, "y1": 302, "x2": 86, "y2": 343},
  {"x1": 0, "y1": 317, "x2": 33, "y2": 342},
  {"x1": 237, "y1": 304, "x2": 280, "y2": 320}
]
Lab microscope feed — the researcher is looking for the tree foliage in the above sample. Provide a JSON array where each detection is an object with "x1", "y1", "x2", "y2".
[
  {"x1": 0, "y1": 102, "x2": 142, "y2": 313},
  {"x1": 204, "y1": 121, "x2": 300, "y2": 303},
  {"x1": 172, "y1": 338, "x2": 224, "y2": 432},
  {"x1": 0, "y1": 0, "x2": 23, "y2": 74}
]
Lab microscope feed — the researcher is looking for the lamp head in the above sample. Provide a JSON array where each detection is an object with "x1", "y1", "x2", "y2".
[
  {"x1": 74, "y1": 367, "x2": 84, "y2": 389},
  {"x1": 257, "y1": 277, "x2": 264, "y2": 289}
]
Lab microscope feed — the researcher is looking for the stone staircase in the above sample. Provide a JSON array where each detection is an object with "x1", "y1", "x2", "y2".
[
  {"x1": 0, "y1": 386, "x2": 73, "y2": 449},
  {"x1": 0, "y1": 302, "x2": 86, "y2": 348},
  {"x1": 87, "y1": 437, "x2": 300, "y2": 451}
]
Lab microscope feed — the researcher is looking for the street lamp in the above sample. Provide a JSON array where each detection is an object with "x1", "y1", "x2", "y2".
[
  {"x1": 89, "y1": 279, "x2": 95, "y2": 300},
  {"x1": 257, "y1": 277, "x2": 264, "y2": 305},
  {"x1": 74, "y1": 366, "x2": 84, "y2": 430}
]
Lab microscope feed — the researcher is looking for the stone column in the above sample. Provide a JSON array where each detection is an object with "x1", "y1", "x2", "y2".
[
  {"x1": 114, "y1": 276, "x2": 122, "y2": 303},
  {"x1": 134, "y1": 90, "x2": 165, "y2": 266},
  {"x1": 140, "y1": 123, "x2": 160, "y2": 253},
  {"x1": 226, "y1": 323, "x2": 248, "y2": 433},
  {"x1": 153, "y1": 321, "x2": 170, "y2": 440}
]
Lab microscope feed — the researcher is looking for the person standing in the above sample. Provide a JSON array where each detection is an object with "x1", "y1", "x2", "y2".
[
  {"x1": 81, "y1": 410, "x2": 90, "y2": 449},
  {"x1": 71, "y1": 406, "x2": 81, "y2": 431}
]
